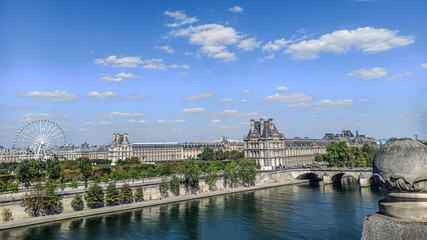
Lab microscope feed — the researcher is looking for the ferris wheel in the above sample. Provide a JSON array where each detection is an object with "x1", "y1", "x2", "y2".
[{"x1": 13, "y1": 120, "x2": 67, "y2": 161}]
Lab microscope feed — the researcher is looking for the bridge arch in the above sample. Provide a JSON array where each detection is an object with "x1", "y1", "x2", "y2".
[
  {"x1": 331, "y1": 172, "x2": 359, "y2": 184},
  {"x1": 296, "y1": 172, "x2": 321, "y2": 181}
]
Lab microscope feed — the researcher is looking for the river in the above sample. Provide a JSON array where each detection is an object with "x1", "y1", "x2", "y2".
[{"x1": 0, "y1": 179, "x2": 382, "y2": 240}]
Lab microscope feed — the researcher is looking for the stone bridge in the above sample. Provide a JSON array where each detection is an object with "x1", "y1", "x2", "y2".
[{"x1": 256, "y1": 167, "x2": 374, "y2": 187}]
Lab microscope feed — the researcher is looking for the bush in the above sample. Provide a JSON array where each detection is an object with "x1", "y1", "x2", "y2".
[
  {"x1": 0, "y1": 180, "x2": 6, "y2": 192},
  {"x1": 120, "y1": 183, "x2": 133, "y2": 204},
  {"x1": 6, "y1": 183, "x2": 19, "y2": 193},
  {"x1": 1, "y1": 208, "x2": 12, "y2": 222},
  {"x1": 134, "y1": 186, "x2": 144, "y2": 202},
  {"x1": 86, "y1": 184, "x2": 104, "y2": 208},
  {"x1": 61, "y1": 169, "x2": 83, "y2": 181},
  {"x1": 105, "y1": 182, "x2": 120, "y2": 206},
  {"x1": 71, "y1": 194, "x2": 84, "y2": 211},
  {"x1": 43, "y1": 180, "x2": 62, "y2": 215}
]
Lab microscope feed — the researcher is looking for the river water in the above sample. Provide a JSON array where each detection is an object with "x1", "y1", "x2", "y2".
[{"x1": 0, "y1": 180, "x2": 382, "y2": 240}]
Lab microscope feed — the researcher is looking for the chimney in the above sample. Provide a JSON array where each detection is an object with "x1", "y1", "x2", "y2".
[
  {"x1": 260, "y1": 119, "x2": 264, "y2": 135},
  {"x1": 268, "y1": 118, "x2": 274, "y2": 131},
  {"x1": 124, "y1": 133, "x2": 129, "y2": 144},
  {"x1": 250, "y1": 119, "x2": 255, "y2": 133},
  {"x1": 113, "y1": 133, "x2": 118, "y2": 144}
]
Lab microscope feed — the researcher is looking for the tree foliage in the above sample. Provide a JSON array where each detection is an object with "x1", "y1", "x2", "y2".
[
  {"x1": 238, "y1": 159, "x2": 257, "y2": 186},
  {"x1": 170, "y1": 175, "x2": 180, "y2": 195},
  {"x1": 71, "y1": 194, "x2": 84, "y2": 211},
  {"x1": 105, "y1": 182, "x2": 120, "y2": 206},
  {"x1": 16, "y1": 159, "x2": 43, "y2": 191},
  {"x1": 326, "y1": 141, "x2": 350, "y2": 167},
  {"x1": 198, "y1": 148, "x2": 214, "y2": 161},
  {"x1": 181, "y1": 158, "x2": 202, "y2": 190},
  {"x1": 23, "y1": 182, "x2": 45, "y2": 217},
  {"x1": 46, "y1": 157, "x2": 62, "y2": 180},
  {"x1": 134, "y1": 186, "x2": 144, "y2": 202},
  {"x1": 1, "y1": 208, "x2": 12, "y2": 222},
  {"x1": 120, "y1": 183, "x2": 133, "y2": 204},
  {"x1": 85, "y1": 183, "x2": 104, "y2": 208},
  {"x1": 43, "y1": 180, "x2": 62, "y2": 215}
]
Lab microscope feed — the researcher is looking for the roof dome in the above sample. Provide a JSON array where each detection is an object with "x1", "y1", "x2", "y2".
[{"x1": 373, "y1": 139, "x2": 427, "y2": 192}]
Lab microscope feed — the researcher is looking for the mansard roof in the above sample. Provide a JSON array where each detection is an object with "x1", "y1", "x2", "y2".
[{"x1": 246, "y1": 119, "x2": 284, "y2": 139}]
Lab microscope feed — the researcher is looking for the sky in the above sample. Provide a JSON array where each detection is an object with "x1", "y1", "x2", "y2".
[{"x1": 0, "y1": 0, "x2": 426, "y2": 147}]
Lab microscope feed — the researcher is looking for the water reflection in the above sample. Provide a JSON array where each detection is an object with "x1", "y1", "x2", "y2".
[{"x1": 0, "y1": 182, "x2": 381, "y2": 240}]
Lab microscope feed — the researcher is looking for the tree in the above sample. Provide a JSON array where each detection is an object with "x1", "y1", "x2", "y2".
[
  {"x1": 71, "y1": 194, "x2": 84, "y2": 211},
  {"x1": 109, "y1": 171, "x2": 121, "y2": 182},
  {"x1": 205, "y1": 164, "x2": 219, "y2": 190},
  {"x1": 86, "y1": 183, "x2": 104, "y2": 208},
  {"x1": 181, "y1": 158, "x2": 202, "y2": 190},
  {"x1": 16, "y1": 159, "x2": 42, "y2": 197},
  {"x1": 120, "y1": 183, "x2": 133, "y2": 204},
  {"x1": 199, "y1": 148, "x2": 214, "y2": 161},
  {"x1": 170, "y1": 175, "x2": 180, "y2": 195},
  {"x1": 224, "y1": 161, "x2": 240, "y2": 187},
  {"x1": 46, "y1": 157, "x2": 62, "y2": 180},
  {"x1": 315, "y1": 155, "x2": 326, "y2": 163},
  {"x1": 134, "y1": 186, "x2": 144, "y2": 202},
  {"x1": 238, "y1": 159, "x2": 257, "y2": 186},
  {"x1": 1, "y1": 208, "x2": 12, "y2": 222},
  {"x1": 361, "y1": 142, "x2": 376, "y2": 167},
  {"x1": 77, "y1": 158, "x2": 92, "y2": 194},
  {"x1": 43, "y1": 180, "x2": 62, "y2": 215},
  {"x1": 0, "y1": 180, "x2": 6, "y2": 192},
  {"x1": 326, "y1": 141, "x2": 350, "y2": 167},
  {"x1": 130, "y1": 170, "x2": 139, "y2": 184},
  {"x1": 105, "y1": 182, "x2": 120, "y2": 206},
  {"x1": 69, "y1": 179, "x2": 78, "y2": 189},
  {"x1": 23, "y1": 182, "x2": 45, "y2": 217},
  {"x1": 116, "y1": 157, "x2": 141, "y2": 166}
]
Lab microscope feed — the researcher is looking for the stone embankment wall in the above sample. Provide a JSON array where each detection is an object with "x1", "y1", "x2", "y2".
[{"x1": 0, "y1": 171, "x2": 297, "y2": 224}]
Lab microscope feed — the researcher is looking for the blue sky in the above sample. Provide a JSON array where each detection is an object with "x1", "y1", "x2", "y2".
[{"x1": 0, "y1": 0, "x2": 426, "y2": 147}]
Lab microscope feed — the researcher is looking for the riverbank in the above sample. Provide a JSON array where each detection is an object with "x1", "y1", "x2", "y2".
[{"x1": 0, "y1": 178, "x2": 309, "y2": 231}]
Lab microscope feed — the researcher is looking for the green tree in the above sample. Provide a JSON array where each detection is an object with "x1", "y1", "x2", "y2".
[
  {"x1": 16, "y1": 159, "x2": 42, "y2": 197},
  {"x1": 46, "y1": 157, "x2": 62, "y2": 180},
  {"x1": 85, "y1": 183, "x2": 104, "y2": 208},
  {"x1": 77, "y1": 157, "x2": 92, "y2": 194},
  {"x1": 181, "y1": 158, "x2": 202, "y2": 190},
  {"x1": 105, "y1": 182, "x2": 120, "y2": 206},
  {"x1": 0, "y1": 180, "x2": 6, "y2": 192},
  {"x1": 69, "y1": 179, "x2": 78, "y2": 189},
  {"x1": 170, "y1": 175, "x2": 180, "y2": 195},
  {"x1": 224, "y1": 161, "x2": 240, "y2": 187},
  {"x1": 361, "y1": 142, "x2": 376, "y2": 167},
  {"x1": 43, "y1": 180, "x2": 62, "y2": 215},
  {"x1": 315, "y1": 155, "x2": 326, "y2": 163},
  {"x1": 109, "y1": 171, "x2": 121, "y2": 182},
  {"x1": 134, "y1": 185, "x2": 144, "y2": 202},
  {"x1": 6, "y1": 183, "x2": 19, "y2": 193},
  {"x1": 93, "y1": 173, "x2": 101, "y2": 183},
  {"x1": 238, "y1": 159, "x2": 257, "y2": 186},
  {"x1": 205, "y1": 164, "x2": 219, "y2": 190},
  {"x1": 71, "y1": 194, "x2": 84, "y2": 211},
  {"x1": 130, "y1": 170, "x2": 139, "y2": 183},
  {"x1": 120, "y1": 183, "x2": 133, "y2": 204},
  {"x1": 326, "y1": 141, "x2": 350, "y2": 167},
  {"x1": 23, "y1": 182, "x2": 45, "y2": 217},
  {"x1": 199, "y1": 148, "x2": 214, "y2": 161}
]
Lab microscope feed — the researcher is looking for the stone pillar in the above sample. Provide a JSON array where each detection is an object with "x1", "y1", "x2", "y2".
[
  {"x1": 321, "y1": 173, "x2": 332, "y2": 184},
  {"x1": 358, "y1": 172, "x2": 373, "y2": 188},
  {"x1": 260, "y1": 118, "x2": 264, "y2": 135},
  {"x1": 361, "y1": 139, "x2": 427, "y2": 240}
]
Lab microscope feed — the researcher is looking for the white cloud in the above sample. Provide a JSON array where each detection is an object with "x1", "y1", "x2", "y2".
[
  {"x1": 127, "y1": 119, "x2": 147, "y2": 124},
  {"x1": 361, "y1": 99, "x2": 373, "y2": 103},
  {"x1": 347, "y1": 67, "x2": 388, "y2": 81},
  {"x1": 228, "y1": 6, "x2": 243, "y2": 13},
  {"x1": 241, "y1": 99, "x2": 248, "y2": 103},
  {"x1": 122, "y1": 93, "x2": 151, "y2": 100},
  {"x1": 96, "y1": 112, "x2": 145, "y2": 118},
  {"x1": 17, "y1": 90, "x2": 79, "y2": 102},
  {"x1": 164, "y1": 10, "x2": 198, "y2": 27},
  {"x1": 257, "y1": 54, "x2": 275, "y2": 62},
  {"x1": 241, "y1": 89, "x2": 252, "y2": 94},
  {"x1": 285, "y1": 103, "x2": 311, "y2": 109},
  {"x1": 184, "y1": 51, "x2": 201, "y2": 59},
  {"x1": 181, "y1": 108, "x2": 207, "y2": 114},
  {"x1": 179, "y1": 72, "x2": 189, "y2": 76},
  {"x1": 263, "y1": 93, "x2": 314, "y2": 103},
  {"x1": 86, "y1": 91, "x2": 118, "y2": 100},
  {"x1": 285, "y1": 27, "x2": 414, "y2": 59},
  {"x1": 142, "y1": 58, "x2": 166, "y2": 70},
  {"x1": 18, "y1": 113, "x2": 71, "y2": 123},
  {"x1": 420, "y1": 63, "x2": 427, "y2": 69},
  {"x1": 157, "y1": 119, "x2": 186, "y2": 124},
  {"x1": 276, "y1": 86, "x2": 290, "y2": 91},
  {"x1": 359, "y1": 113, "x2": 369, "y2": 117},
  {"x1": 155, "y1": 45, "x2": 175, "y2": 53},
  {"x1": 313, "y1": 99, "x2": 354, "y2": 110},
  {"x1": 211, "y1": 119, "x2": 221, "y2": 124},
  {"x1": 262, "y1": 39, "x2": 291, "y2": 51},
  {"x1": 170, "y1": 24, "x2": 240, "y2": 61},
  {"x1": 209, "y1": 110, "x2": 265, "y2": 119},
  {"x1": 169, "y1": 64, "x2": 190, "y2": 69},
  {"x1": 386, "y1": 72, "x2": 415, "y2": 81},
  {"x1": 219, "y1": 98, "x2": 232, "y2": 103},
  {"x1": 185, "y1": 92, "x2": 215, "y2": 101},
  {"x1": 94, "y1": 55, "x2": 143, "y2": 68},
  {"x1": 100, "y1": 72, "x2": 141, "y2": 82},
  {"x1": 237, "y1": 37, "x2": 261, "y2": 51},
  {"x1": 99, "y1": 121, "x2": 112, "y2": 125}
]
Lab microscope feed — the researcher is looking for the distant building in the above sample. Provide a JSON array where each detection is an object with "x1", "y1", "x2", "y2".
[
  {"x1": 322, "y1": 130, "x2": 378, "y2": 146},
  {"x1": 243, "y1": 118, "x2": 328, "y2": 170}
]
